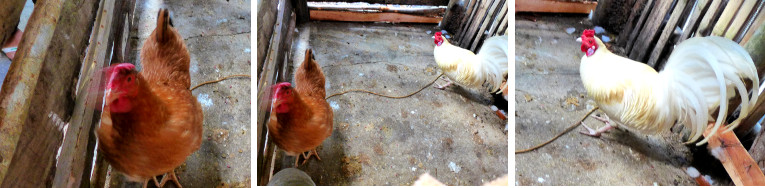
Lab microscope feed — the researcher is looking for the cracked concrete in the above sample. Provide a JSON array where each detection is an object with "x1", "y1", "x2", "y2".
[{"x1": 110, "y1": 0, "x2": 251, "y2": 187}]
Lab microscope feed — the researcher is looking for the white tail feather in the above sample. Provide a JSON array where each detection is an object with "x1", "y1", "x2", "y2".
[
  {"x1": 659, "y1": 36, "x2": 759, "y2": 145},
  {"x1": 475, "y1": 35, "x2": 509, "y2": 93}
]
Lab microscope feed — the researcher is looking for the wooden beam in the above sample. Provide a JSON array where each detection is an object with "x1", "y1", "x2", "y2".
[
  {"x1": 0, "y1": 0, "x2": 26, "y2": 48},
  {"x1": 704, "y1": 123, "x2": 765, "y2": 186},
  {"x1": 515, "y1": 0, "x2": 597, "y2": 14},
  {"x1": 0, "y1": 0, "x2": 99, "y2": 186},
  {"x1": 628, "y1": 0, "x2": 673, "y2": 62},
  {"x1": 648, "y1": 0, "x2": 688, "y2": 67},
  {"x1": 626, "y1": 0, "x2": 655, "y2": 53},
  {"x1": 307, "y1": 2, "x2": 446, "y2": 15},
  {"x1": 309, "y1": 10, "x2": 442, "y2": 23},
  {"x1": 306, "y1": 0, "x2": 449, "y2": 6}
]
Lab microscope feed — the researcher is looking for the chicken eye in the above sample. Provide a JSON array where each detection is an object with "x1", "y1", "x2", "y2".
[{"x1": 127, "y1": 76, "x2": 132, "y2": 82}]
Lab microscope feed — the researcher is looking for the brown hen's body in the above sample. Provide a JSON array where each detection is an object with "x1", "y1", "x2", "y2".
[
  {"x1": 97, "y1": 8, "x2": 203, "y2": 185},
  {"x1": 268, "y1": 49, "x2": 333, "y2": 166}
]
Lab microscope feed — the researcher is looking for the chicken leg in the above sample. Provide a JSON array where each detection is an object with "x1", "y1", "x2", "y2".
[
  {"x1": 146, "y1": 170, "x2": 182, "y2": 188},
  {"x1": 434, "y1": 77, "x2": 454, "y2": 90},
  {"x1": 294, "y1": 149, "x2": 322, "y2": 167},
  {"x1": 579, "y1": 114, "x2": 615, "y2": 137}
]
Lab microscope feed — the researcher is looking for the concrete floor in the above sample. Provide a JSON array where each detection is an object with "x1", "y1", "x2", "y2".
[
  {"x1": 112, "y1": 0, "x2": 251, "y2": 187},
  {"x1": 267, "y1": 21, "x2": 508, "y2": 186},
  {"x1": 514, "y1": 14, "x2": 702, "y2": 186}
]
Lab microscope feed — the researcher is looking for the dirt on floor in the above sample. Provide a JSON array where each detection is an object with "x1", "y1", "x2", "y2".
[
  {"x1": 266, "y1": 21, "x2": 508, "y2": 186},
  {"x1": 111, "y1": 0, "x2": 251, "y2": 187},
  {"x1": 513, "y1": 13, "x2": 731, "y2": 186}
]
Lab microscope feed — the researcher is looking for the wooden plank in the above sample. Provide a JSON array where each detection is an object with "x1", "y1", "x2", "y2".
[
  {"x1": 678, "y1": 0, "x2": 710, "y2": 43},
  {"x1": 0, "y1": 0, "x2": 26, "y2": 47},
  {"x1": 515, "y1": 0, "x2": 597, "y2": 14},
  {"x1": 712, "y1": 0, "x2": 743, "y2": 37},
  {"x1": 741, "y1": 3, "x2": 765, "y2": 46},
  {"x1": 648, "y1": 0, "x2": 688, "y2": 67},
  {"x1": 307, "y1": 0, "x2": 449, "y2": 6},
  {"x1": 628, "y1": 0, "x2": 673, "y2": 62},
  {"x1": 308, "y1": 2, "x2": 446, "y2": 15},
  {"x1": 257, "y1": 0, "x2": 279, "y2": 77},
  {"x1": 696, "y1": 0, "x2": 724, "y2": 36},
  {"x1": 497, "y1": 10, "x2": 508, "y2": 35},
  {"x1": 618, "y1": 0, "x2": 648, "y2": 47},
  {"x1": 457, "y1": 0, "x2": 480, "y2": 45},
  {"x1": 0, "y1": 0, "x2": 66, "y2": 185},
  {"x1": 735, "y1": 0, "x2": 764, "y2": 42},
  {"x1": 461, "y1": 0, "x2": 492, "y2": 49},
  {"x1": 725, "y1": 0, "x2": 757, "y2": 39},
  {"x1": 293, "y1": 0, "x2": 310, "y2": 23},
  {"x1": 470, "y1": 0, "x2": 502, "y2": 51},
  {"x1": 626, "y1": 0, "x2": 655, "y2": 53},
  {"x1": 51, "y1": 0, "x2": 113, "y2": 187},
  {"x1": 309, "y1": 10, "x2": 442, "y2": 23},
  {"x1": 487, "y1": 2, "x2": 507, "y2": 37},
  {"x1": 0, "y1": 0, "x2": 100, "y2": 186},
  {"x1": 703, "y1": 123, "x2": 765, "y2": 186},
  {"x1": 257, "y1": 0, "x2": 292, "y2": 185}
]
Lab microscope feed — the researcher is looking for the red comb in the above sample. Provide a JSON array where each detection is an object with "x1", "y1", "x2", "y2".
[
  {"x1": 435, "y1": 32, "x2": 442, "y2": 36},
  {"x1": 582, "y1": 29, "x2": 595, "y2": 38}
]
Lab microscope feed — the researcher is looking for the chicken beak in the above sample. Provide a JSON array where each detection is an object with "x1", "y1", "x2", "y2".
[{"x1": 576, "y1": 37, "x2": 582, "y2": 43}]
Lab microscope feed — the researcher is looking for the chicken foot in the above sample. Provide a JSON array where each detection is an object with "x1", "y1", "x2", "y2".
[
  {"x1": 294, "y1": 149, "x2": 322, "y2": 167},
  {"x1": 143, "y1": 170, "x2": 182, "y2": 188},
  {"x1": 579, "y1": 114, "x2": 614, "y2": 137},
  {"x1": 434, "y1": 77, "x2": 454, "y2": 90}
]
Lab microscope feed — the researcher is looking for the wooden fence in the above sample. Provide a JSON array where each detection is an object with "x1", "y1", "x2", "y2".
[
  {"x1": 614, "y1": 0, "x2": 765, "y2": 68},
  {"x1": 0, "y1": 0, "x2": 136, "y2": 187},
  {"x1": 442, "y1": 0, "x2": 508, "y2": 52}
]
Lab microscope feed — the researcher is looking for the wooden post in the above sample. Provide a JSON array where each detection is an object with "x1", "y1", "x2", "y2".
[
  {"x1": 292, "y1": 0, "x2": 309, "y2": 23},
  {"x1": 52, "y1": 0, "x2": 114, "y2": 187},
  {"x1": 0, "y1": 0, "x2": 26, "y2": 47},
  {"x1": 257, "y1": 0, "x2": 278, "y2": 76},
  {"x1": 257, "y1": 0, "x2": 293, "y2": 185},
  {"x1": 0, "y1": 0, "x2": 100, "y2": 186}
]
